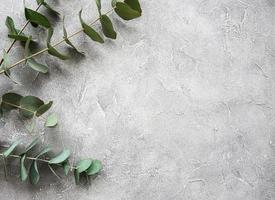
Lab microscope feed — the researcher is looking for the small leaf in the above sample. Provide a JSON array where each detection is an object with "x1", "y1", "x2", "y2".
[
  {"x1": 79, "y1": 10, "x2": 104, "y2": 43},
  {"x1": 47, "y1": 28, "x2": 69, "y2": 60},
  {"x1": 25, "y1": 136, "x2": 41, "y2": 153},
  {"x1": 1, "y1": 92, "x2": 22, "y2": 111},
  {"x1": 45, "y1": 113, "x2": 58, "y2": 127},
  {"x1": 36, "y1": 146, "x2": 51, "y2": 158},
  {"x1": 19, "y1": 96, "x2": 44, "y2": 118},
  {"x1": 63, "y1": 17, "x2": 83, "y2": 54},
  {"x1": 76, "y1": 159, "x2": 92, "y2": 173},
  {"x1": 42, "y1": 2, "x2": 60, "y2": 15},
  {"x1": 86, "y1": 160, "x2": 102, "y2": 175},
  {"x1": 5, "y1": 16, "x2": 17, "y2": 35},
  {"x1": 74, "y1": 169, "x2": 80, "y2": 184},
  {"x1": 20, "y1": 154, "x2": 28, "y2": 181},
  {"x1": 24, "y1": 36, "x2": 32, "y2": 58},
  {"x1": 25, "y1": 7, "x2": 51, "y2": 28},
  {"x1": 62, "y1": 161, "x2": 70, "y2": 175},
  {"x1": 8, "y1": 34, "x2": 30, "y2": 42},
  {"x1": 2, "y1": 140, "x2": 21, "y2": 157},
  {"x1": 36, "y1": 101, "x2": 53, "y2": 117},
  {"x1": 115, "y1": 2, "x2": 141, "y2": 20},
  {"x1": 27, "y1": 58, "x2": 49, "y2": 73},
  {"x1": 48, "y1": 149, "x2": 70, "y2": 164},
  {"x1": 100, "y1": 15, "x2": 117, "y2": 39},
  {"x1": 125, "y1": 0, "x2": 142, "y2": 14},
  {"x1": 29, "y1": 160, "x2": 40, "y2": 184},
  {"x1": 95, "y1": 0, "x2": 101, "y2": 14}
]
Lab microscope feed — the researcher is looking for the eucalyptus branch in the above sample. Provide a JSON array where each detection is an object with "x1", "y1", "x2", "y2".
[
  {"x1": 0, "y1": 9, "x2": 114, "y2": 74},
  {"x1": 0, "y1": 3, "x2": 43, "y2": 66},
  {"x1": 0, "y1": 137, "x2": 102, "y2": 185}
]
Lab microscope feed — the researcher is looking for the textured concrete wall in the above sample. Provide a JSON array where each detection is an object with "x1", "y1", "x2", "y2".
[{"x1": 0, "y1": 0, "x2": 274, "y2": 199}]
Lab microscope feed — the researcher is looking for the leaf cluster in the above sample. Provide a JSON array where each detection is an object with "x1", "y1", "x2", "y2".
[{"x1": 0, "y1": 137, "x2": 102, "y2": 185}]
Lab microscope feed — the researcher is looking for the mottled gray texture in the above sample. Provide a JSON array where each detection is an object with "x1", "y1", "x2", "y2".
[{"x1": 0, "y1": 0, "x2": 274, "y2": 199}]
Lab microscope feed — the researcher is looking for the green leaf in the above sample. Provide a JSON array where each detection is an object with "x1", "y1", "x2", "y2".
[
  {"x1": 74, "y1": 169, "x2": 80, "y2": 184},
  {"x1": 115, "y1": 2, "x2": 141, "y2": 20},
  {"x1": 36, "y1": 101, "x2": 53, "y2": 117},
  {"x1": 95, "y1": 0, "x2": 101, "y2": 14},
  {"x1": 63, "y1": 17, "x2": 83, "y2": 54},
  {"x1": 25, "y1": 136, "x2": 41, "y2": 153},
  {"x1": 8, "y1": 34, "x2": 30, "y2": 42},
  {"x1": 45, "y1": 113, "x2": 58, "y2": 127},
  {"x1": 2, "y1": 140, "x2": 21, "y2": 157},
  {"x1": 125, "y1": 0, "x2": 142, "y2": 14},
  {"x1": 5, "y1": 16, "x2": 17, "y2": 35},
  {"x1": 24, "y1": 36, "x2": 32, "y2": 58},
  {"x1": 86, "y1": 160, "x2": 102, "y2": 175},
  {"x1": 19, "y1": 96, "x2": 44, "y2": 118},
  {"x1": 1, "y1": 50, "x2": 11, "y2": 78},
  {"x1": 27, "y1": 58, "x2": 49, "y2": 73},
  {"x1": 36, "y1": 146, "x2": 51, "y2": 158},
  {"x1": 25, "y1": 7, "x2": 51, "y2": 28},
  {"x1": 62, "y1": 161, "x2": 70, "y2": 175},
  {"x1": 47, "y1": 28, "x2": 69, "y2": 60},
  {"x1": 43, "y1": 2, "x2": 60, "y2": 15},
  {"x1": 100, "y1": 15, "x2": 117, "y2": 39},
  {"x1": 20, "y1": 154, "x2": 28, "y2": 181},
  {"x1": 76, "y1": 159, "x2": 92, "y2": 173},
  {"x1": 29, "y1": 160, "x2": 40, "y2": 184},
  {"x1": 1, "y1": 92, "x2": 22, "y2": 111},
  {"x1": 79, "y1": 10, "x2": 104, "y2": 43},
  {"x1": 48, "y1": 149, "x2": 70, "y2": 164}
]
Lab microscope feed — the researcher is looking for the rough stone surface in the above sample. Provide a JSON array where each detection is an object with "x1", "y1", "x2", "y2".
[{"x1": 0, "y1": 0, "x2": 275, "y2": 199}]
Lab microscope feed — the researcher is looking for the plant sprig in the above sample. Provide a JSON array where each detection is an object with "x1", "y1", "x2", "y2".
[
  {"x1": 0, "y1": 0, "x2": 142, "y2": 75},
  {"x1": 0, "y1": 137, "x2": 102, "y2": 184}
]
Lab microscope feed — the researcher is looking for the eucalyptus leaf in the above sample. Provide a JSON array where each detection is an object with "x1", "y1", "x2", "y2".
[
  {"x1": 86, "y1": 160, "x2": 102, "y2": 175},
  {"x1": 36, "y1": 0, "x2": 60, "y2": 15},
  {"x1": 5, "y1": 16, "x2": 17, "y2": 35},
  {"x1": 48, "y1": 149, "x2": 70, "y2": 164},
  {"x1": 95, "y1": 0, "x2": 101, "y2": 14},
  {"x1": 29, "y1": 160, "x2": 40, "y2": 184},
  {"x1": 36, "y1": 101, "x2": 53, "y2": 117},
  {"x1": 74, "y1": 169, "x2": 80, "y2": 184},
  {"x1": 115, "y1": 2, "x2": 141, "y2": 20},
  {"x1": 125, "y1": 0, "x2": 142, "y2": 13},
  {"x1": 25, "y1": 7, "x2": 51, "y2": 28},
  {"x1": 45, "y1": 113, "x2": 58, "y2": 127},
  {"x1": 1, "y1": 92, "x2": 22, "y2": 111},
  {"x1": 63, "y1": 161, "x2": 70, "y2": 175},
  {"x1": 63, "y1": 17, "x2": 83, "y2": 54},
  {"x1": 8, "y1": 34, "x2": 29, "y2": 42},
  {"x1": 20, "y1": 154, "x2": 28, "y2": 181},
  {"x1": 27, "y1": 58, "x2": 49, "y2": 73},
  {"x1": 76, "y1": 159, "x2": 92, "y2": 173},
  {"x1": 100, "y1": 15, "x2": 117, "y2": 39},
  {"x1": 47, "y1": 28, "x2": 69, "y2": 60},
  {"x1": 19, "y1": 96, "x2": 44, "y2": 118},
  {"x1": 25, "y1": 136, "x2": 41, "y2": 153},
  {"x1": 2, "y1": 140, "x2": 21, "y2": 157},
  {"x1": 36, "y1": 146, "x2": 51, "y2": 158},
  {"x1": 79, "y1": 10, "x2": 104, "y2": 43}
]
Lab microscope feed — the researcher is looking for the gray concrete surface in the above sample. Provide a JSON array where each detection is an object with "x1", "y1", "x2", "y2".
[{"x1": 0, "y1": 0, "x2": 274, "y2": 199}]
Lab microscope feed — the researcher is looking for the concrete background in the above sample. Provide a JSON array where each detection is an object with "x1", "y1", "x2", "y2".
[{"x1": 0, "y1": 0, "x2": 274, "y2": 199}]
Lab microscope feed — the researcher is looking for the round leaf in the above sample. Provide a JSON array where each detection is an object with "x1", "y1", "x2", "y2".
[
  {"x1": 86, "y1": 160, "x2": 102, "y2": 175},
  {"x1": 76, "y1": 159, "x2": 92, "y2": 173},
  {"x1": 45, "y1": 113, "x2": 58, "y2": 127}
]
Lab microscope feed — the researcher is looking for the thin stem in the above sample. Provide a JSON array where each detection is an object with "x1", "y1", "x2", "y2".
[
  {"x1": 0, "y1": 9, "x2": 114, "y2": 74},
  {"x1": 0, "y1": 153, "x2": 77, "y2": 169},
  {"x1": 0, "y1": 3, "x2": 43, "y2": 66}
]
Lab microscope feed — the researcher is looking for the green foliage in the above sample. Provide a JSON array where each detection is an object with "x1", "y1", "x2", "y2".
[
  {"x1": 0, "y1": 0, "x2": 143, "y2": 186},
  {"x1": 79, "y1": 10, "x2": 104, "y2": 43},
  {"x1": 0, "y1": 137, "x2": 102, "y2": 185},
  {"x1": 25, "y1": 7, "x2": 51, "y2": 28}
]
